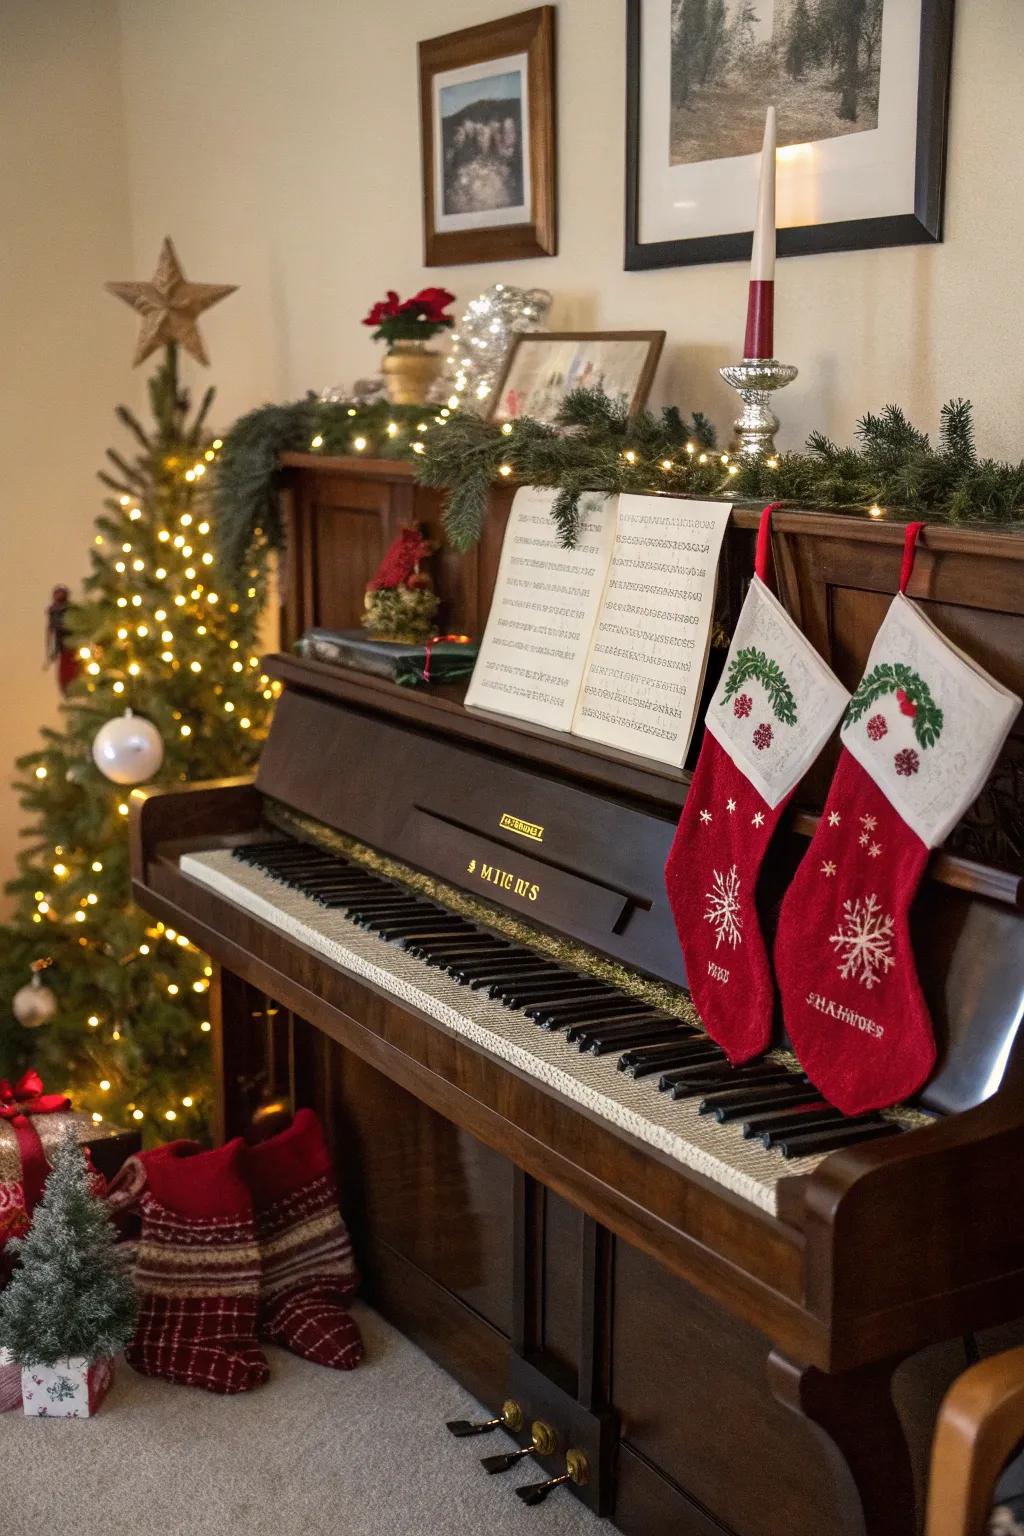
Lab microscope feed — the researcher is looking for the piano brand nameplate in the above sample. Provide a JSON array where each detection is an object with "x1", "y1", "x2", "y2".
[{"x1": 402, "y1": 808, "x2": 631, "y2": 933}]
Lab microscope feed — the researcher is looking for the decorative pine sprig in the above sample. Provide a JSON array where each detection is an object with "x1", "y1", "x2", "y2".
[
  {"x1": 719, "y1": 647, "x2": 798, "y2": 726},
  {"x1": 846, "y1": 663, "x2": 944, "y2": 749}
]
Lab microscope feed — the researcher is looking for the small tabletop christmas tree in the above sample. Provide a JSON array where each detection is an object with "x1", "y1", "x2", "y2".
[{"x1": 0, "y1": 1130, "x2": 136, "y2": 1369}]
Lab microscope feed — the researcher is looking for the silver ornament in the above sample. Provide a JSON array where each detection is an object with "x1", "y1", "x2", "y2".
[
  {"x1": 91, "y1": 708, "x2": 164, "y2": 786},
  {"x1": 435, "y1": 284, "x2": 552, "y2": 413},
  {"x1": 13, "y1": 973, "x2": 57, "y2": 1029}
]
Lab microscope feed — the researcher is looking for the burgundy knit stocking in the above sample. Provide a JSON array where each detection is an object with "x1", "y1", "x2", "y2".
[{"x1": 243, "y1": 1109, "x2": 363, "y2": 1371}]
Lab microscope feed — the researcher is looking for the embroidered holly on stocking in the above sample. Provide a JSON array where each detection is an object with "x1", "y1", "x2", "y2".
[
  {"x1": 775, "y1": 524, "x2": 1021, "y2": 1115},
  {"x1": 665, "y1": 508, "x2": 849, "y2": 1062}
]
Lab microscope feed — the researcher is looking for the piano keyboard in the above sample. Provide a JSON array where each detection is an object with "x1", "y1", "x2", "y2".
[{"x1": 180, "y1": 838, "x2": 914, "y2": 1216}]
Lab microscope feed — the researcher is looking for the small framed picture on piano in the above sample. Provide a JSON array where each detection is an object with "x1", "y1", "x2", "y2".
[{"x1": 489, "y1": 330, "x2": 666, "y2": 425}]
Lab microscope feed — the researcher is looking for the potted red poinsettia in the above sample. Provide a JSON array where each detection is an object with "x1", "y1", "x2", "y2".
[{"x1": 362, "y1": 286, "x2": 456, "y2": 405}]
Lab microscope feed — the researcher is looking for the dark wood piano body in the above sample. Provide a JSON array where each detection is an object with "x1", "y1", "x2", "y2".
[{"x1": 131, "y1": 459, "x2": 1024, "y2": 1536}]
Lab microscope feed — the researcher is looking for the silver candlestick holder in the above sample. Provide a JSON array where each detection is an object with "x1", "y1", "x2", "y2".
[{"x1": 719, "y1": 358, "x2": 798, "y2": 460}]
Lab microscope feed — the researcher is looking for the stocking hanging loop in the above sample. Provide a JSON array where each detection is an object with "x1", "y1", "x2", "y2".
[
  {"x1": 899, "y1": 521, "x2": 927, "y2": 594},
  {"x1": 754, "y1": 503, "x2": 782, "y2": 585}
]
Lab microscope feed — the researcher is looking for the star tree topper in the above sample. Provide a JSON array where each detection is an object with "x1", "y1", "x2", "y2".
[{"x1": 106, "y1": 236, "x2": 236, "y2": 366}]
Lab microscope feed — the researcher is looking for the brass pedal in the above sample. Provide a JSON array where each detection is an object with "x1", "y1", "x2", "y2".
[
  {"x1": 481, "y1": 1419, "x2": 556, "y2": 1474},
  {"x1": 446, "y1": 1397, "x2": 523, "y2": 1439},
  {"x1": 515, "y1": 1449, "x2": 590, "y2": 1506}
]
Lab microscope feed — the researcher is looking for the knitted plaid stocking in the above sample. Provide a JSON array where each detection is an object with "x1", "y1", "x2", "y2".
[
  {"x1": 126, "y1": 1138, "x2": 269, "y2": 1394},
  {"x1": 243, "y1": 1109, "x2": 363, "y2": 1371}
]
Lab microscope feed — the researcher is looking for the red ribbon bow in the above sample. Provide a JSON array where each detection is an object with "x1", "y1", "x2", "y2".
[
  {"x1": 0, "y1": 1070, "x2": 70, "y2": 1217},
  {"x1": 422, "y1": 633, "x2": 471, "y2": 683}
]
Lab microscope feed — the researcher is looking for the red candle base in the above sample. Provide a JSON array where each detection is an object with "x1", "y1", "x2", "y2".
[{"x1": 743, "y1": 281, "x2": 775, "y2": 360}]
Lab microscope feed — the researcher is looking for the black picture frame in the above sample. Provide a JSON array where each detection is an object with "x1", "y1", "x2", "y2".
[{"x1": 624, "y1": 0, "x2": 954, "y2": 271}]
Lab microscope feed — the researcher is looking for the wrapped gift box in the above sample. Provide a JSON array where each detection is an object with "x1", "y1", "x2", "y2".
[
  {"x1": 20, "y1": 1356, "x2": 113, "y2": 1418},
  {"x1": 0, "y1": 1348, "x2": 21, "y2": 1412},
  {"x1": 0, "y1": 1112, "x2": 141, "y2": 1248}
]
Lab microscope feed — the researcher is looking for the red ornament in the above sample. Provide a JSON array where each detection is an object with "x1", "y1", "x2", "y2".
[
  {"x1": 752, "y1": 722, "x2": 773, "y2": 751},
  {"x1": 733, "y1": 693, "x2": 753, "y2": 719},
  {"x1": 895, "y1": 688, "x2": 918, "y2": 718},
  {"x1": 867, "y1": 713, "x2": 888, "y2": 741}
]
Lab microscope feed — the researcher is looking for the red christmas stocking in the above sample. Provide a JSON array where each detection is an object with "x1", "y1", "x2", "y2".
[
  {"x1": 243, "y1": 1109, "x2": 363, "y2": 1371},
  {"x1": 775, "y1": 524, "x2": 1021, "y2": 1115},
  {"x1": 665, "y1": 507, "x2": 849, "y2": 1062},
  {"x1": 126, "y1": 1138, "x2": 269, "y2": 1394}
]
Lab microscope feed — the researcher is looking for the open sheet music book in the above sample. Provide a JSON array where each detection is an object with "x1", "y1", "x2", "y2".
[{"x1": 465, "y1": 486, "x2": 732, "y2": 766}]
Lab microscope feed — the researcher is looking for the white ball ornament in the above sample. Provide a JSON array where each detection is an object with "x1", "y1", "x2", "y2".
[
  {"x1": 91, "y1": 709, "x2": 164, "y2": 786},
  {"x1": 13, "y1": 973, "x2": 57, "y2": 1029}
]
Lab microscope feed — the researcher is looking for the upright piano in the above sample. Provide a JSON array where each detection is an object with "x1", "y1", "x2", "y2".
[{"x1": 131, "y1": 457, "x2": 1024, "y2": 1536}]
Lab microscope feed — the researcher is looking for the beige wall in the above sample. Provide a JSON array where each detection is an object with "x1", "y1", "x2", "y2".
[
  {"x1": 1, "y1": 0, "x2": 1021, "y2": 888},
  {"x1": 114, "y1": 0, "x2": 1023, "y2": 453},
  {"x1": 0, "y1": 0, "x2": 132, "y2": 909}
]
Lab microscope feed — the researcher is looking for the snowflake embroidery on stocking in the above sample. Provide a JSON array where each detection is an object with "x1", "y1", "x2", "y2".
[
  {"x1": 751, "y1": 810, "x2": 765, "y2": 828},
  {"x1": 699, "y1": 809, "x2": 712, "y2": 825},
  {"x1": 726, "y1": 798, "x2": 736, "y2": 813},
  {"x1": 704, "y1": 865, "x2": 743, "y2": 949},
  {"x1": 868, "y1": 842, "x2": 882, "y2": 858},
  {"x1": 894, "y1": 748, "x2": 920, "y2": 776},
  {"x1": 829, "y1": 893, "x2": 896, "y2": 989},
  {"x1": 752, "y1": 722, "x2": 773, "y2": 751},
  {"x1": 828, "y1": 811, "x2": 841, "y2": 827},
  {"x1": 867, "y1": 714, "x2": 888, "y2": 741},
  {"x1": 860, "y1": 815, "x2": 877, "y2": 832},
  {"x1": 733, "y1": 693, "x2": 752, "y2": 719},
  {"x1": 820, "y1": 861, "x2": 837, "y2": 878}
]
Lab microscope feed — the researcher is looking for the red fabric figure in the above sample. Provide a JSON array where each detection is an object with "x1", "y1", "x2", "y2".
[
  {"x1": 775, "y1": 524, "x2": 1021, "y2": 1115},
  {"x1": 665, "y1": 507, "x2": 849, "y2": 1063},
  {"x1": 46, "y1": 585, "x2": 78, "y2": 693},
  {"x1": 367, "y1": 526, "x2": 434, "y2": 591}
]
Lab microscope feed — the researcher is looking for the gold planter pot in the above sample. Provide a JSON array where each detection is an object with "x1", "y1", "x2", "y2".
[{"x1": 382, "y1": 342, "x2": 445, "y2": 407}]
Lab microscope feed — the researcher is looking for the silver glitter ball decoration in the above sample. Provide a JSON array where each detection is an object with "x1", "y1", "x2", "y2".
[
  {"x1": 436, "y1": 284, "x2": 552, "y2": 413},
  {"x1": 13, "y1": 973, "x2": 57, "y2": 1029}
]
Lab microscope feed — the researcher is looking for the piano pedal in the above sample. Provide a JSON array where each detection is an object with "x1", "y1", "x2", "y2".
[
  {"x1": 445, "y1": 1398, "x2": 523, "y2": 1438},
  {"x1": 515, "y1": 1450, "x2": 590, "y2": 1506},
  {"x1": 480, "y1": 1420, "x2": 557, "y2": 1474}
]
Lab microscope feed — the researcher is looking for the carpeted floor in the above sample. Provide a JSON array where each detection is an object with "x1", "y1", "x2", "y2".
[{"x1": 3, "y1": 1302, "x2": 605, "y2": 1535}]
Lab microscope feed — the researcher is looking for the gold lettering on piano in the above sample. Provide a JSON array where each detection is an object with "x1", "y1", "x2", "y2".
[
  {"x1": 467, "y1": 858, "x2": 540, "y2": 902},
  {"x1": 499, "y1": 813, "x2": 544, "y2": 844}
]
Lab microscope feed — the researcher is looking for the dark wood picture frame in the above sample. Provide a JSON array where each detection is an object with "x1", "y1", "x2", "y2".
[
  {"x1": 487, "y1": 330, "x2": 666, "y2": 423},
  {"x1": 419, "y1": 7, "x2": 557, "y2": 267},
  {"x1": 625, "y1": 0, "x2": 955, "y2": 270}
]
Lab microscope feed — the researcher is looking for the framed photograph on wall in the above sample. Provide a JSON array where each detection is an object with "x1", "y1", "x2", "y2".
[
  {"x1": 625, "y1": 0, "x2": 954, "y2": 269},
  {"x1": 489, "y1": 331, "x2": 666, "y2": 424},
  {"x1": 419, "y1": 7, "x2": 557, "y2": 267}
]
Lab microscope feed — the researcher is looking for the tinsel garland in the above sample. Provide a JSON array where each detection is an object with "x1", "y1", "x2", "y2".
[{"x1": 211, "y1": 389, "x2": 1024, "y2": 570}]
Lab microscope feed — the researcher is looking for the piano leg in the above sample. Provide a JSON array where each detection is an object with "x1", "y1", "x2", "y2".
[{"x1": 768, "y1": 1351, "x2": 917, "y2": 1536}]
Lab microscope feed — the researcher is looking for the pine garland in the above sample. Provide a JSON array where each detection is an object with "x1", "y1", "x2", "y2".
[{"x1": 211, "y1": 389, "x2": 1024, "y2": 565}]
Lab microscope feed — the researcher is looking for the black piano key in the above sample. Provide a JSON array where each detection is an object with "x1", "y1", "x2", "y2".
[
  {"x1": 346, "y1": 897, "x2": 429, "y2": 916},
  {"x1": 353, "y1": 906, "x2": 438, "y2": 928},
  {"x1": 663, "y1": 1066, "x2": 790, "y2": 1100},
  {"x1": 777, "y1": 1121, "x2": 902, "y2": 1160},
  {"x1": 447, "y1": 953, "x2": 548, "y2": 979},
  {"x1": 395, "y1": 923, "x2": 476, "y2": 946},
  {"x1": 616, "y1": 1041, "x2": 714, "y2": 1077},
  {"x1": 245, "y1": 847, "x2": 330, "y2": 867},
  {"x1": 534, "y1": 998, "x2": 649, "y2": 1031},
  {"x1": 568, "y1": 1007, "x2": 672, "y2": 1044},
  {"x1": 756, "y1": 1110, "x2": 884, "y2": 1147},
  {"x1": 234, "y1": 841, "x2": 293, "y2": 862},
  {"x1": 739, "y1": 1105, "x2": 859, "y2": 1142},
  {"x1": 497, "y1": 980, "x2": 610, "y2": 1007},
  {"x1": 374, "y1": 918, "x2": 471, "y2": 942},
  {"x1": 566, "y1": 1011, "x2": 666, "y2": 1043},
  {"x1": 584, "y1": 1024, "x2": 685, "y2": 1056},
  {"x1": 710, "y1": 1088, "x2": 823, "y2": 1123},
  {"x1": 410, "y1": 936, "x2": 507, "y2": 960},
  {"x1": 433, "y1": 948, "x2": 523, "y2": 974}
]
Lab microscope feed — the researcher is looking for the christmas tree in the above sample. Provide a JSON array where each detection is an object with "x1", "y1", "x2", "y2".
[
  {"x1": 0, "y1": 239, "x2": 272, "y2": 1140},
  {"x1": 0, "y1": 1130, "x2": 136, "y2": 1366}
]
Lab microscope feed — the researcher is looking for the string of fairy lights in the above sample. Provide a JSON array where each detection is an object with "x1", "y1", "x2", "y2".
[{"x1": 26, "y1": 439, "x2": 281, "y2": 1131}]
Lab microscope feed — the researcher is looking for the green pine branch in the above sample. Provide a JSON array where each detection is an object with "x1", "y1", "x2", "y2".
[
  {"x1": 719, "y1": 647, "x2": 798, "y2": 726},
  {"x1": 845, "y1": 662, "x2": 944, "y2": 749}
]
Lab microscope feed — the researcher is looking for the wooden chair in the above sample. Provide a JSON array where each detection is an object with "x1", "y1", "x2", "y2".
[{"x1": 928, "y1": 1348, "x2": 1024, "y2": 1536}]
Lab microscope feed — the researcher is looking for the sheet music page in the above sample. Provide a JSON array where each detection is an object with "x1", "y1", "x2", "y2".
[
  {"x1": 464, "y1": 485, "x2": 618, "y2": 731},
  {"x1": 571, "y1": 496, "x2": 732, "y2": 765}
]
